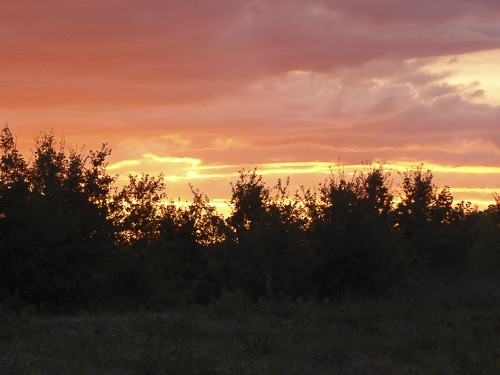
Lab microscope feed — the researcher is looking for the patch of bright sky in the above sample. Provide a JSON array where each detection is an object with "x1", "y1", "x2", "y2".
[
  {"x1": 424, "y1": 49, "x2": 500, "y2": 105},
  {"x1": 384, "y1": 162, "x2": 500, "y2": 175},
  {"x1": 107, "y1": 159, "x2": 140, "y2": 170}
]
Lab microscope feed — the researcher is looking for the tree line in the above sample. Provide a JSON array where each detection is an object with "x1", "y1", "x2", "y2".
[{"x1": 1, "y1": 125, "x2": 499, "y2": 313}]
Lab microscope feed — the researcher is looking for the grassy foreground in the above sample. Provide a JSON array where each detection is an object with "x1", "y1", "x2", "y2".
[{"x1": 1, "y1": 293, "x2": 500, "y2": 375}]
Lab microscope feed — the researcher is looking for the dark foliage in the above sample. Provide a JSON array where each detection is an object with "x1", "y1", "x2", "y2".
[{"x1": 1, "y1": 125, "x2": 499, "y2": 313}]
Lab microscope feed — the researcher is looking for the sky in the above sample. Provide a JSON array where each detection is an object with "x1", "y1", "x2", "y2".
[{"x1": 2, "y1": 0, "x2": 500, "y2": 212}]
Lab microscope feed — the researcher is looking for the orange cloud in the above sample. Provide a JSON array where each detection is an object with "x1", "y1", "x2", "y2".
[{"x1": 2, "y1": 0, "x2": 500, "y2": 209}]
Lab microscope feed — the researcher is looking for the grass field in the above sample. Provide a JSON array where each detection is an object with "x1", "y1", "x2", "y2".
[{"x1": 1, "y1": 292, "x2": 500, "y2": 375}]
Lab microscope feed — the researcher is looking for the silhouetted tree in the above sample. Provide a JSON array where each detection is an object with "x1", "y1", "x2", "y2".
[
  {"x1": 396, "y1": 165, "x2": 436, "y2": 230},
  {"x1": 158, "y1": 185, "x2": 227, "y2": 246},
  {"x1": 0, "y1": 124, "x2": 30, "y2": 313},
  {"x1": 244, "y1": 177, "x2": 308, "y2": 299},
  {"x1": 228, "y1": 168, "x2": 269, "y2": 233},
  {"x1": 308, "y1": 162, "x2": 404, "y2": 297},
  {"x1": 222, "y1": 170, "x2": 309, "y2": 298},
  {"x1": 3, "y1": 124, "x2": 500, "y2": 311},
  {"x1": 111, "y1": 173, "x2": 167, "y2": 246},
  {"x1": 0, "y1": 125, "x2": 116, "y2": 311},
  {"x1": 464, "y1": 194, "x2": 500, "y2": 277},
  {"x1": 395, "y1": 165, "x2": 471, "y2": 280}
]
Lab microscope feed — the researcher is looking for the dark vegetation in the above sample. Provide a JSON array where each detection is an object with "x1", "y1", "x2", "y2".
[
  {"x1": 2, "y1": 125, "x2": 500, "y2": 374},
  {"x1": 1, "y1": 124, "x2": 500, "y2": 314},
  {"x1": 2, "y1": 298, "x2": 500, "y2": 374}
]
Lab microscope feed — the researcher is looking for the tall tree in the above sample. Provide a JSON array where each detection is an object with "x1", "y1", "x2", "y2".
[
  {"x1": 308, "y1": 162, "x2": 402, "y2": 297},
  {"x1": 395, "y1": 164, "x2": 467, "y2": 279},
  {"x1": 111, "y1": 173, "x2": 166, "y2": 246},
  {"x1": 0, "y1": 125, "x2": 116, "y2": 311},
  {"x1": 396, "y1": 164, "x2": 436, "y2": 230},
  {"x1": 0, "y1": 124, "x2": 30, "y2": 313},
  {"x1": 228, "y1": 168, "x2": 269, "y2": 233}
]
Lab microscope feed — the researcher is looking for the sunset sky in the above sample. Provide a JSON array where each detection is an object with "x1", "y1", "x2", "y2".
[{"x1": 2, "y1": 0, "x2": 500, "y2": 211}]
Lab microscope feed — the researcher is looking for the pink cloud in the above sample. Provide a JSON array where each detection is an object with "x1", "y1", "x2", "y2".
[
  {"x1": 2, "y1": 0, "x2": 500, "y2": 207},
  {"x1": 3, "y1": 0, "x2": 500, "y2": 107}
]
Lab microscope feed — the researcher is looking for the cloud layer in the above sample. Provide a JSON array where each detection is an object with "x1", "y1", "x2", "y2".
[{"x1": 2, "y1": 0, "x2": 500, "y2": 207}]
